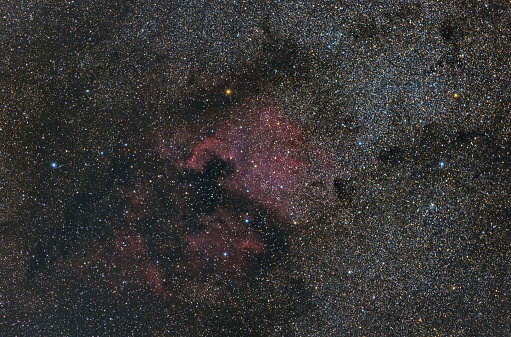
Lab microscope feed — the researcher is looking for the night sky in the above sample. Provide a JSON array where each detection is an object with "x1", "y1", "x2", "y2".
[{"x1": 1, "y1": 1, "x2": 510, "y2": 336}]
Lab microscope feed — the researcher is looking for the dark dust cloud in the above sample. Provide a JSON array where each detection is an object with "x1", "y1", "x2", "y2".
[{"x1": 1, "y1": 1, "x2": 510, "y2": 336}]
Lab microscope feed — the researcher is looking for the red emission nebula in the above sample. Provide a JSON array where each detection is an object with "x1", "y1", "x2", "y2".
[
  {"x1": 90, "y1": 95, "x2": 340, "y2": 300},
  {"x1": 45, "y1": 74, "x2": 341, "y2": 303},
  {"x1": 161, "y1": 99, "x2": 308, "y2": 220}
]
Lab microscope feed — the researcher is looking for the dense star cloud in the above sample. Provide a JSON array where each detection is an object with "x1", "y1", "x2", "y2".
[{"x1": 1, "y1": 0, "x2": 510, "y2": 336}]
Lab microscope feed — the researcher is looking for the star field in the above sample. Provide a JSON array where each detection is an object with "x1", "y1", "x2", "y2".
[{"x1": 0, "y1": 1, "x2": 510, "y2": 336}]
